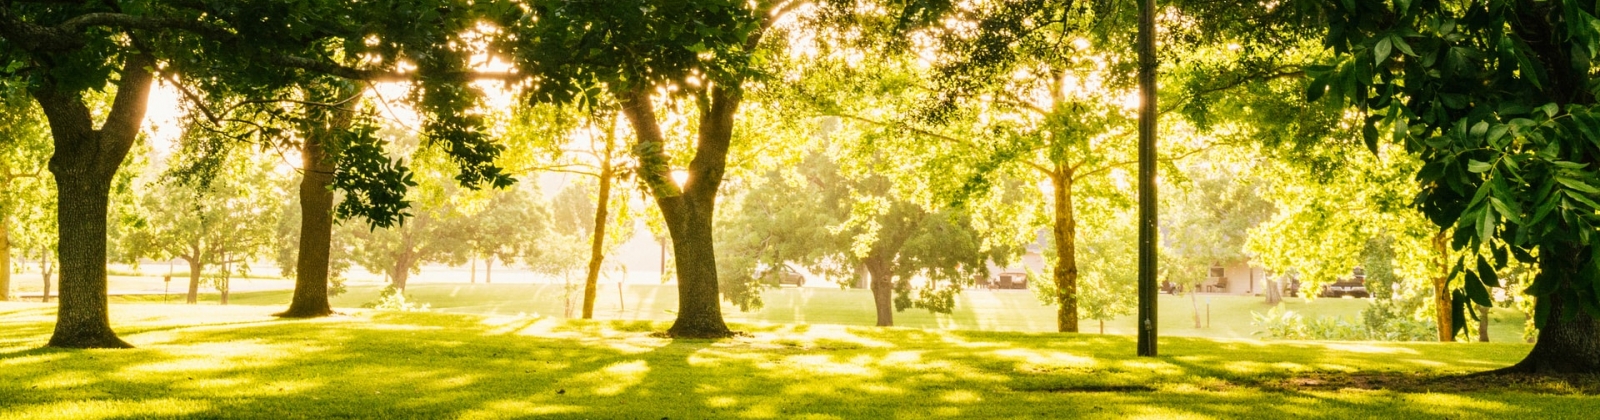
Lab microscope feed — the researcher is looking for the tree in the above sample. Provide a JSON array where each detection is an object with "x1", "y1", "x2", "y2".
[
  {"x1": 123, "y1": 128, "x2": 281, "y2": 305},
  {"x1": 511, "y1": 0, "x2": 808, "y2": 337},
  {"x1": 460, "y1": 186, "x2": 548, "y2": 285},
  {"x1": 0, "y1": 1, "x2": 513, "y2": 347},
  {"x1": 1297, "y1": 0, "x2": 1600, "y2": 373},
  {"x1": 0, "y1": 82, "x2": 52, "y2": 301},
  {"x1": 719, "y1": 151, "x2": 1010, "y2": 326}
]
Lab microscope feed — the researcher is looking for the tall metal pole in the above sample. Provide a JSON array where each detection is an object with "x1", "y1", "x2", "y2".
[{"x1": 1135, "y1": 0, "x2": 1160, "y2": 357}]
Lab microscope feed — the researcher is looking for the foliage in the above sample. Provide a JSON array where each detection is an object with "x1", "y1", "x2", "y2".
[
  {"x1": 1253, "y1": 305, "x2": 1435, "y2": 342},
  {"x1": 362, "y1": 286, "x2": 431, "y2": 312},
  {"x1": 1301, "y1": 0, "x2": 1600, "y2": 336}
]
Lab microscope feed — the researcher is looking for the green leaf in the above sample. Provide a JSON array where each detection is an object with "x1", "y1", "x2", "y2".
[
  {"x1": 1374, "y1": 37, "x2": 1394, "y2": 65},
  {"x1": 1478, "y1": 204, "x2": 1495, "y2": 245},
  {"x1": 1556, "y1": 176, "x2": 1600, "y2": 194},
  {"x1": 1467, "y1": 159, "x2": 1493, "y2": 173},
  {"x1": 1362, "y1": 120, "x2": 1381, "y2": 154},
  {"x1": 1393, "y1": 117, "x2": 1410, "y2": 142},
  {"x1": 1542, "y1": 103, "x2": 1561, "y2": 118},
  {"x1": 1464, "y1": 269, "x2": 1492, "y2": 307},
  {"x1": 1487, "y1": 124, "x2": 1510, "y2": 145},
  {"x1": 1391, "y1": 35, "x2": 1417, "y2": 57},
  {"x1": 1477, "y1": 255, "x2": 1501, "y2": 288}
]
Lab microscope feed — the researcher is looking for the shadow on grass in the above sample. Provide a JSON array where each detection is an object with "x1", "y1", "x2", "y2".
[{"x1": 0, "y1": 305, "x2": 1580, "y2": 419}]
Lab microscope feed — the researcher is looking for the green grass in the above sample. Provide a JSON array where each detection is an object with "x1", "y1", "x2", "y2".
[
  {"x1": 0, "y1": 302, "x2": 1590, "y2": 419},
  {"x1": 134, "y1": 283, "x2": 1529, "y2": 341}
]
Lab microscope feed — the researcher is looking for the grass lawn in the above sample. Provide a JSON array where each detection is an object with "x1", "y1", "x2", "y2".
[
  {"x1": 0, "y1": 302, "x2": 1591, "y2": 419},
  {"x1": 137, "y1": 283, "x2": 1529, "y2": 341}
]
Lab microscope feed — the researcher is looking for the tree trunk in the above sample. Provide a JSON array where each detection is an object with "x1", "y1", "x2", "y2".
[
  {"x1": 581, "y1": 152, "x2": 616, "y2": 319},
  {"x1": 1191, "y1": 287, "x2": 1203, "y2": 328},
  {"x1": 1, "y1": 217, "x2": 10, "y2": 301},
  {"x1": 185, "y1": 257, "x2": 201, "y2": 304},
  {"x1": 1264, "y1": 278, "x2": 1282, "y2": 305},
  {"x1": 1050, "y1": 171, "x2": 1080, "y2": 333},
  {"x1": 620, "y1": 86, "x2": 737, "y2": 338},
  {"x1": 278, "y1": 104, "x2": 345, "y2": 318},
  {"x1": 36, "y1": 55, "x2": 152, "y2": 348},
  {"x1": 1477, "y1": 305, "x2": 1491, "y2": 342},
  {"x1": 470, "y1": 255, "x2": 477, "y2": 284},
  {"x1": 40, "y1": 250, "x2": 52, "y2": 303},
  {"x1": 1500, "y1": 243, "x2": 1600, "y2": 374},
  {"x1": 485, "y1": 256, "x2": 493, "y2": 284},
  {"x1": 392, "y1": 258, "x2": 410, "y2": 292},
  {"x1": 865, "y1": 257, "x2": 894, "y2": 327},
  {"x1": 1432, "y1": 231, "x2": 1452, "y2": 342}
]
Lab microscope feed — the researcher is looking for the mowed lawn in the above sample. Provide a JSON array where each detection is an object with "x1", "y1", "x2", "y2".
[
  {"x1": 0, "y1": 302, "x2": 1590, "y2": 419},
  {"x1": 143, "y1": 282, "x2": 1529, "y2": 340}
]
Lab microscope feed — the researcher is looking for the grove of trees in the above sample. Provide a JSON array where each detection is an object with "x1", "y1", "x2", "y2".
[{"x1": 2, "y1": 0, "x2": 1599, "y2": 375}]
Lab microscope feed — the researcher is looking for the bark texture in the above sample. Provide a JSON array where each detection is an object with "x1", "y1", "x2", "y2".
[
  {"x1": 1051, "y1": 170, "x2": 1079, "y2": 333},
  {"x1": 866, "y1": 257, "x2": 893, "y2": 327},
  {"x1": 37, "y1": 55, "x2": 152, "y2": 348},
  {"x1": 1433, "y1": 232, "x2": 1453, "y2": 342},
  {"x1": 619, "y1": 86, "x2": 737, "y2": 338},
  {"x1": 581, "y1": 147, "x2": 615, "y2": 319},
  {"x1": 278, "y1": 110, "x2": 343, "y2": 318},
  {"x1": 185, "y1": 258, "x2": 201, "y2": 304},
  {"x1": 1500, "y1": 243, "x2": 1600, "y2": 374},
  {"x1": 1, "y1": 220, "x2": 10, "y2": 301}
]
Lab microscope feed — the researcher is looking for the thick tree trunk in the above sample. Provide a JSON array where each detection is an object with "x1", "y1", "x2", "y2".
[
  {"x1": 278, "y1": 108, "x2": 343, "y2": 318},
  {"x1": 620, "y1": 86, "x2": 737, "y2": 338},
  {"x1": 866, "y1": 257, "x2": 893, "y2": 327},
  {"x1": 581, "y1": 158, "x2": 615, "y2": 319},
  {"x1": 1264, "y1": 278, "x2": 1282, "y2": 305},
  {"x1": 1050, "y1": 171, "x2": 1080, "y2": 333},
  {"x1": 392, "y1": 258, "x2": 410, "y2": 292},
  {"x1": 185, "y1": 258, "x2": 201, "y2": 304},
  {"x1": 1433, "y1": 231, "x2": 1452, "y2": 342},
  {"x1": 36, "y1": 55, "x2": 152, "y2": 348},
  {"x1": 1500, "y1": 243, "x2": 1600, "y2": 374}
]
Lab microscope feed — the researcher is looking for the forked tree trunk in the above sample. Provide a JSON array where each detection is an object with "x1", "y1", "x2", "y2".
[
  {"x1": 185, "y1": 257, "x2": 201, "y2": 304},
  {"x1": 36, "y1": 55, "x2": 152, "y2": 348},
  {"x1": 581, "y1": 143, "x2": 616, "y2": 319},
  {"x1": 619, "y1": 86, "x2": 736, "y2": 338},
  {"x1": 278, "y1": 104, "x2": 347, "y2": 318},
  {"x1": 865, "y1": 257, "x2": 893, "y2": 327},
  {"x1": 1050, "y1": 170, "x2": 1080, "y2": 333},
  {"x1": 1500, "y1": 242, "x2": 1600, "y2": 374}
]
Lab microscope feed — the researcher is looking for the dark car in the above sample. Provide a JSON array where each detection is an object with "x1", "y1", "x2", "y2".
[
  {"x1": 757, "y1": 265, "x2": 806, "y2": 287},
  {"x1": 1319, "y1": 268, "x2": 1370, "y2": 298}
]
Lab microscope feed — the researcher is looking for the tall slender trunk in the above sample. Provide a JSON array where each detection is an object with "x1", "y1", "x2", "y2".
[
  {"x1": 619, "y1": 86, "x2": 736, "y2": 338},
  {"x1": 40, "y1": 250, "x2": 52, "y2": 303},
  {"x1": 1050, "y1": 170, "x2": 1079, "y2": 333},
  {"x1": 470, "y1": 255, "x2": 477, "y2": 284},
  {"x1": 279, "y1": 104, "x2": 346, "y2": 318},
  {"x1": 1501, "y1": 242, "x2": 1600, "y2": 373},
  {"x1": 485, "y1": 256, "x2": 493, "y2": 284},
  {"x1": 185, "y1": 257, "x2": 201, "y2": 304},
  {"x1": 1, "y1": 217, "x2": 10, "y2": 301},
  {"x1": 1433, "y1": 231, "x2": 1452, "y2": 342},
  {"x1": 865, "y1": 257, "x2": 893, "y2": 327},
  {"x1": 582, "y1": 139, "x2": 617, "y2": 319}
]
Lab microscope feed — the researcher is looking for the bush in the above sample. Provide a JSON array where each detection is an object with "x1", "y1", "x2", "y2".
[
  {"x1": 1252, "y1": 303, "x2": 1436, "y2": 341},
  {"x1": 362, "y1": 286, "x2": 430, "y2": 312}
]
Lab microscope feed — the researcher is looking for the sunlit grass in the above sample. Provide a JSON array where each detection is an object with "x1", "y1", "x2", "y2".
[{"x1": 0, "y1": 302, "x2": 1584, "y2": 419}]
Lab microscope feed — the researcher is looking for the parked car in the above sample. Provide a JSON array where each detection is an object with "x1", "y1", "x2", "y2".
[
  {"x1": 1318, "y1": 268, "x2": 1370, "y2": 298},
  {"x1": 757, "y1": 264, "x2": 806, "y2": 287}
]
